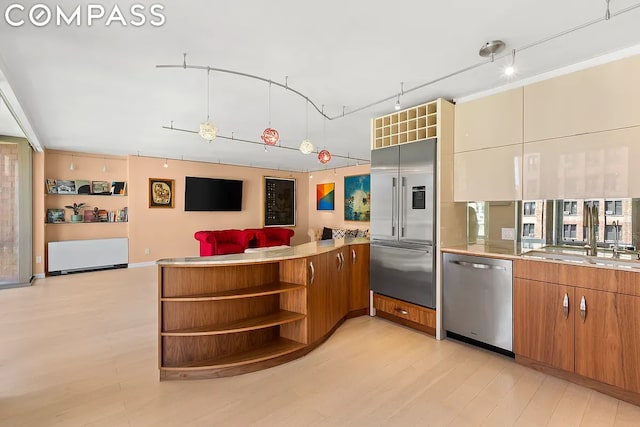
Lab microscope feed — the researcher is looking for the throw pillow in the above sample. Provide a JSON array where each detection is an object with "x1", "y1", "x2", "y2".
[
  {"x1": 356, "y1": 229, "x2": 369, "y2": 238},
  {"x1": 321, "y1": 227, "x2": 333, "y2": 240},
  {"x1": 346, "y1": 229, "x2": 359, "y2": 238},
  {"x1": 332, "y1": 229, "x2": 347, "y2": 239}
]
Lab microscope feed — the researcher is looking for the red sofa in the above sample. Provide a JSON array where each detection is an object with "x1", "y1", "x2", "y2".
[
  {"x1": 248, "y1": 227, "x2": 295, "y2": 248},
  {"x1": 194, "y1": 229, "x2": 254, "y2": 256}
]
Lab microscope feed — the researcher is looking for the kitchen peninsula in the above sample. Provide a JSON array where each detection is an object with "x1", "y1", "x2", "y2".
[{"x1": 156, "y1": 238, "x2": 370, "y2": 380}]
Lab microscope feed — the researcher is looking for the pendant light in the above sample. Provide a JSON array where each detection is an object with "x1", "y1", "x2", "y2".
[
  {"x1": 504, "y1": 49, "x2": 516, "y2": 76},
  {"x1": 299, "y1": 98, "x2": 314, "y2": 154},
  {"x1": 199, "y1": 69, "x2": 218, "y2": 141},
  {"x1": 317, "y1": 106, "x2": 331, "y2": 164},
  {"x1": 69, "y1": 155, "x2": 75, "y2": 171},
  {"x1": 261, "y1": 82, "x2": 279, "y2": 146}
]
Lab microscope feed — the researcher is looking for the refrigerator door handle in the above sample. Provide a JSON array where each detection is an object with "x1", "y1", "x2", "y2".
[
  {"x1": 391, "y1": 177, "x2": 397, "y2": 236},
  {"x1": 400, "y1": 177, "x2": 406, "y2": 237}
]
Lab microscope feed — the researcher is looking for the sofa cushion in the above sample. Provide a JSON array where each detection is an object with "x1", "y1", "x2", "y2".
[
  {"x1": 321, "y1": 227, "x2": 333, "y2": 240},
  {"x1": 217, "y1": 243, "x2": 244, "y2": 255}
]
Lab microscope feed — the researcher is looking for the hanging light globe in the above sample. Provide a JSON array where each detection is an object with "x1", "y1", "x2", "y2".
[
  {"x1": 299, "y1": 139, "x2": 314, "y2": 154},
  {"x1": 261, "y1": 128, "x2": 279, "y2": 146},
  {"x1": 318, "y1": 149, "x2": 332, "y2": 164},
  {"x1": 199, "y1": 121, "x2": 218, "y2": 141}
]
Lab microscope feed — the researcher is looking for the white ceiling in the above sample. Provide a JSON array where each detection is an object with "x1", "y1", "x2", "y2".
[{"x1": 1, "y1": 0, "x2": 639, "y2": 171}]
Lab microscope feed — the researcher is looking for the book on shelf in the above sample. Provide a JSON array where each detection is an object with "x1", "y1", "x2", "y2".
[
  {"x1": 83, "y1": 209, "x2": 98, "y2": 222},
  {"x1": 47, "y1": 208, "x2": 65, "y2": 223},
  {"x1": 115, "y1": 207, "x2": 128, "y2": 222},
  {"x1": 97, "y1": 209, "x2": 109, "y2": 222},
  {"x1": 111, "y1": 181, "x2": 126, "y2": 195}
]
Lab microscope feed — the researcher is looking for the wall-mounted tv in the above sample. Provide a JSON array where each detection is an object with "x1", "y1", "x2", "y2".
[{"x1": 184, "y1": 176, "x2": 243, "y2": 211}]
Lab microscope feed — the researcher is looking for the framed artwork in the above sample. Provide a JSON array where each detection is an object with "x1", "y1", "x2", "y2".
[
  {"x1": 344, "y1": 174, "x2": 370, "y2": 221},
  {"x1": 46, "y1": 179, "x2": 58, "y2": 194},
  {"x1": 47, "y1": 208, "x2": 65, "y2": 223},
  {"x1": 92, "y1": 181, "x2": 111, "y2": 194},
  {"x1": 55, "y1": 179, "x2": 76, "y2": 195},
  {"x1": 316, "y1": 182, "x2": 335, "y2": 210},
  {"x1": 263, "y1": 177, "x2": 295, "y2": 226},
  {"x1": 75, "y1": 179, "x2": 91, "y2": 194},
  {"x1": 149, "y1": 178, "x2": 175, "y2": 208}
]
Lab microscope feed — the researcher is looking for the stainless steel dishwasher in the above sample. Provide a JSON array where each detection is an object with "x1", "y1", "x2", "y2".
[{"x1": 442, "y1": 253, "x2": 513, "y2": 354}]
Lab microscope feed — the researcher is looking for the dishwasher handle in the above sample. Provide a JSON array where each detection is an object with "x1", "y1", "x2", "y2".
[{"x1": 448, "y1": 259, "x2": 506, "y2": 271}]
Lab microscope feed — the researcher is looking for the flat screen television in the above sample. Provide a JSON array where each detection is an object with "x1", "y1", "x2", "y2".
[{"x1": 184, "y1": 176, "x2": 243, "y2": 211}]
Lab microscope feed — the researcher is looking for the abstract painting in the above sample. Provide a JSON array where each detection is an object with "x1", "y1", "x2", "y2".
[
  {"x1": 316, "y1": 182, "x2": 335, "y2": 210},
  {"x1": 344, "y1": 174, "x2": 370, "y2": 221}
]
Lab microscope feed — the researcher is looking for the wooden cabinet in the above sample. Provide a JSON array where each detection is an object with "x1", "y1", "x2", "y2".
[
  {"x1": 372, "y1": 101, "x2": 438, "y2": 149},
  {"x1": 327, "y1": 248, "x2": 349, "y2": 331},
  {"x1": 454, "y1": 144, "x2": 522, "y2": 201},
  {"x1": 454, "y1": 88, "x2": 523, "y2": 153},
  {"x1": 514, "y1": 259, "x2": 640, "y2": 404},
  {"x1": 373, "y1": 293, "x2": 436, "y2": 335},
  {"x1": 524, "y1": 55, "x2": 640, "y2": 143},
  {"x1": 306, "y1": 253, "x2": 330, "y2": 344},
  {"x1": 513, "y1": 278, "x2": 574, "y2": 372},
  {"x1": 574, "y1": 288, "x2": 640, "y2": 393},
  {"x1": 348, "y1": 244, "x2": 370, "y2": 313}
]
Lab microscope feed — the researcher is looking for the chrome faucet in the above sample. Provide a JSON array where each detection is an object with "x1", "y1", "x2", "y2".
[
  {"x1": 612, "y1": 220, "x2": 620, "y2": 258},
  {"x1": 583, "y1": 203, "x2": 599, "y2": 256}
]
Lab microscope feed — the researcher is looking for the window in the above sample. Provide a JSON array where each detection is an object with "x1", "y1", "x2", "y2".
[
  {"x1": 523, "y1": 223, "x2": 535, "y2": 237},
  {"x1": 563, "y1": 224, "x2": 577, "y2": 239},
  {"x1": 583, "y1": 225, "x2": 599, "y2": 240},
  {"x1": 563, "y1": 201, "x2": 578, "y2": 215},
  {"x1": 523, "y1": 202, "x2": 536, "y2": 216},
  {"x1": 605, "y1": 224, "x2": 622, "y2": 241},
  {"x1": 605, "y1": 200, "x2": 622, "y2": 216}
]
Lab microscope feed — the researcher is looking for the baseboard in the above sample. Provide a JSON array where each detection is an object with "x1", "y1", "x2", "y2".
[
  {"x1": 128, "y1": 261, "x2": 157, "y2": 268},
  {"x1": 34, "y1": 273, "x2": 45, "y2": 279}
]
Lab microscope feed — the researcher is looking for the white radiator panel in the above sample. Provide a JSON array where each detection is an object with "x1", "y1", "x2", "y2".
[{"x1": 48, "y1": 238, "x2": 128, "y2": 273}]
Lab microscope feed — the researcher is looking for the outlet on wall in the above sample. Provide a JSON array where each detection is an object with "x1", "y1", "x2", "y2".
[
  {"x1": 501, "y1": 228, "x2": 516, "y2": 240},
  {"x1": 145, "y1": 248, "x2": 150, "y2": 255},
  {"x1": 35, "y1": 255, "x2": 42, "y2": 264}
]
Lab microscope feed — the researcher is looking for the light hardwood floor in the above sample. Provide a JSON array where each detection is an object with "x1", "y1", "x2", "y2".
[{"x1": 0, "y1": 266, "x2": 638, "y2": 426}]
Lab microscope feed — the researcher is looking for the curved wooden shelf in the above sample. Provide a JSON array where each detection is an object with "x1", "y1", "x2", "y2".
[
  {"x1": 161, "y1": 281, "x2": 304, "y2": 301},
  {"x1": 161, "y1": 310, "x2": 305, "y2": 336},
  {"x1": 162, "y1": 337, "x2": 306, "y2": 371}
]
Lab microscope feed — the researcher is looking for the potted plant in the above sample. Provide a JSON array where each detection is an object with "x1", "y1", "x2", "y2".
[{"x1": 64, "y1": 202, "x2": 87, "y2": 222}]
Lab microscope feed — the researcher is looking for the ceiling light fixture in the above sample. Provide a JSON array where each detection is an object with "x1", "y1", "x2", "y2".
[
  {"x1": 318, "y1": 149, "x2": 332, "y2": 164},
  {"x1": 69, "y1": 155, "x2": 75, "y2": 171},
  {"x1": 300, "y1": 98, "x2": 314, "y2": 154},
  {"x1": 261, "y1": 82, "x2": 279, "y2": 146},
  {"x1": 394, "y1": 95, "x2": 401, "y2": 110},
  {"x1": 163, "y1": 158, "x2": 169, "y2": 168},
  {"x1": 102, "y1": 159, "x2": 107, "y2": 172},
  {"x1": 504, "y1": 49, "x2": 516, "y2": 76},
  {"x1": 199, "y1": 69, "x2": 218, "y2": 142},
  {"x1": 479, "y1": 40, "x2": 506, "y2": 62}
]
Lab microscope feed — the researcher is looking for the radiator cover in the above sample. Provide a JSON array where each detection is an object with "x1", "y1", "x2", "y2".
[{"x1": 48, "y1": 238, "x2": 128, "y2": 274}]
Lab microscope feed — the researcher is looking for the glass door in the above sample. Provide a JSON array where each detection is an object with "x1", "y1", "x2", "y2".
[{"x1": 0, "y1": 139, "x2": 32, "y2": 287}]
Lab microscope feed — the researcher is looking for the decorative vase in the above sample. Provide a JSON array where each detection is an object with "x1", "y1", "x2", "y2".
[{"x1": 71, "y1": 214, "x2": 83, "y2": 222}]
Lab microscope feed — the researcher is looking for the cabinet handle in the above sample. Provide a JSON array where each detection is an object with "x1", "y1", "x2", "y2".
[
  {"x1": 395, "y1": 308, "x2": 409, "y2": 315},
  {"x1": 352, "y1": 249, "x2": 356, "y2": 264},
  {"x1": 562, "y1": 293, "x2": 569, "y2": 319},
  {"x1": 309, "y1": 261, "x2": 315, "y2": 285},
  {"x1": 579, "y1": 296, "x2": 587, "y2": 322},
  {"x1": 339, "y1": 252, "x2": 344, "y2": 270}
]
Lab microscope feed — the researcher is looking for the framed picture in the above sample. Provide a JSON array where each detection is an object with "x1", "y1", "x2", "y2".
[
  {"x1": 111, "y1": 181, "x2": 127, "y2": 195},
  {"x1": 83, "y1": 209, "x2": 98, "y2": 222},
  {"x1": 149, "y1": 178, "x2": 175, "y2": 208},
  {"x1": 46, "y1": 178, "x2": 58, "y2": 194},
  {"x1": 55, "y1": 179, "x2": 76, "y2": 195},
  {"x1": 263, "y1": 177, "x2": 295, "y2": 226},
  {"x1": 75, "y1": 179, "x2": 91, "y2": 194},
  {"x1": 91, "y1": 181, "x2": 111, "y2": 194},
  {"x1": 47, "y1": 208, "x2": 65, "y2": 223},
  {"x1": 316, "y1": 182, "x2": 335, "y2": 211},
  {"x1": 344, "y1": 174, "x2": 370, "y2": 221}
]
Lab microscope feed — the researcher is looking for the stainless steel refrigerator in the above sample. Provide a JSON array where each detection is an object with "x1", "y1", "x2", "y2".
[{"x1": 370, "y1": 139, "x2": 436, "y2": 308}]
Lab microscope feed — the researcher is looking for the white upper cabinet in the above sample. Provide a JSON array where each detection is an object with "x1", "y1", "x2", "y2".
[
  {"x1": 523, "y1": 126, "x2": 640, "y2": 200},
  {"x1": 455, "y1": 88, "x2": 523, "y2": 153},
  {"x1": 454, "y1": 144, "x2": 522, "y2": 202},
  {"x1": 524, "y1": 55, "x2": 640, "y2": 143}
]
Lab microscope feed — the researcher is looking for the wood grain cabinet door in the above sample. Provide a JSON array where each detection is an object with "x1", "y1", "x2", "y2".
[
  {"x1": 348, "y1": 245, "x2": 370, "y2": 312},
  {"x1": 575, "y1": 289, "x2": 640, "y2": 393},
  {"x1": 307, "y1": 254, "x2": 329, "y2": 344},
  {"x1": 328, "y1": 249, "x2": 348, "y2": 331},
  {"x1": 513, "y1": 278, "x2": 575, "y2": 372}
]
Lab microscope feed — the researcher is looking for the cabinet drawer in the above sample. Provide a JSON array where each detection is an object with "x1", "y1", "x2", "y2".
[{"x1": 373, "y1": 293, "x2": 435, "y2": 333}]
